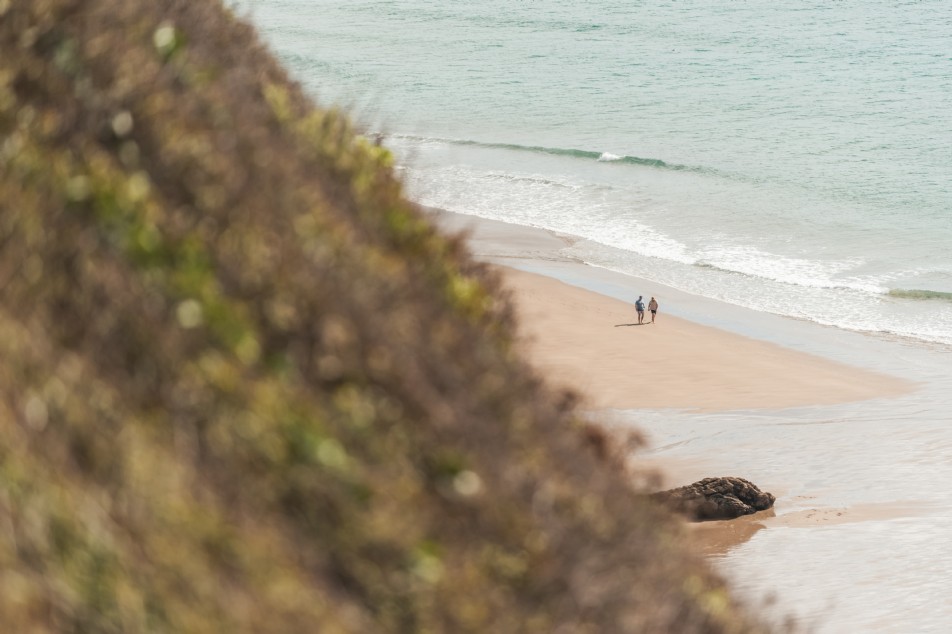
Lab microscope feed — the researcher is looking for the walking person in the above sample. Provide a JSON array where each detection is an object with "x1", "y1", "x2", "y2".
[
  {"x1": 648, "y1": 296, "x2": 658, "y2": 323},
  {"x1": 635, "y1": 295, "x2": 646, "y2": 325}
]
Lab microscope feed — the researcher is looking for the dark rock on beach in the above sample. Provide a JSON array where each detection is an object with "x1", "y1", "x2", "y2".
[{"x1": 653, "y1": 477, "x2": 776, "y2": 521}]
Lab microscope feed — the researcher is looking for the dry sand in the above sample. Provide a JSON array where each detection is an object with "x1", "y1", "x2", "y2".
[{"x1": 498, "y1": 266, "x2": 912, "y2": 412}]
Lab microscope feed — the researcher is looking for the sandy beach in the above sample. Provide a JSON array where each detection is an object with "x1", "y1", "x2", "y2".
[
  {"x1": 497, "y1": 266, "x2": 911, "y2": 412},
  {"x1": 430, "y1": 207, "x2": 914, "y2": 415},
  {"x1": 495, "y1": 265, "x2": 921, "y2": 556}
]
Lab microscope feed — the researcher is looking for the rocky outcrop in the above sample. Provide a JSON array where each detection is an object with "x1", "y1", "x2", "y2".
[{"x1": 653, "y1": 477, "x2": 775, "y2": 521}]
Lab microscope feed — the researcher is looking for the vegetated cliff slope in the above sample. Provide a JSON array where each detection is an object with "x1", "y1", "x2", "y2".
[{"x1": 0, "y1": 1, "x2": 767, "y2": 632}]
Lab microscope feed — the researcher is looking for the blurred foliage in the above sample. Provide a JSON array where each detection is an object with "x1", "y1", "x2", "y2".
[{"x1": 0, "y1": 0, "x2": 770, "y2": 632}]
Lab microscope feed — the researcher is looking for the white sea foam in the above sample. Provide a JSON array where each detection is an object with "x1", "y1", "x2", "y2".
[
  {"x1": 397, "y1": 139, "x2": 952, "y2": 348},
  {"x1": 694, "y1": 245, "x2": 885, "y2": 294}
]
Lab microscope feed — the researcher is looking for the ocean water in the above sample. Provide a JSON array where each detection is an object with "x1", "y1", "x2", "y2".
[
  {"x1": 240, "y1": 0, "x2": 952, "y2": 347},
  {"x1": 236, "y1": 2, "x2": 952, "y2": 631}
]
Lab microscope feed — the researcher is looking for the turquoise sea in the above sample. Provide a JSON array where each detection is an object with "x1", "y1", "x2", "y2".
[
  {"x1": 242, "y1": 0, "x2": 952, "y2": 347},
  {"x1": 237, "y1": 1, "x2": 952, "y2": 631}
]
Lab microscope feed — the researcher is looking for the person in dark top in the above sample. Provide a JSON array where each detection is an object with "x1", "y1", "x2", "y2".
[{"x1": 635, "y1": 295, "x2": 646, "y2": 325}]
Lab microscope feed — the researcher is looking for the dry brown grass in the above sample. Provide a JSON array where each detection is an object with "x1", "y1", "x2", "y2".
[{"x1": 0, "y1": 0, "x2": 771, "y2": 631}]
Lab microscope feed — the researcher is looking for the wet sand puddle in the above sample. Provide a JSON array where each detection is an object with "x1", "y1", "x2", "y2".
[{"x1": 628, "y1": 392, "x2": 952, "y2": 633}]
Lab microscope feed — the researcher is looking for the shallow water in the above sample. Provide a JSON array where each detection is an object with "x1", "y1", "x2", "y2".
[{"x1": 240, "y1": 0, "x2": 952, "y2": 346}]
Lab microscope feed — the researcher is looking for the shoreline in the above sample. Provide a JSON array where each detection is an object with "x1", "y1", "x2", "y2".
[{"x1": 430, "y1": 207, "x2": 915, "y2": 412}]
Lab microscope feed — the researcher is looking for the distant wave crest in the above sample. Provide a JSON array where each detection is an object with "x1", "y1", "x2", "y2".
[
  {"x1": 455, "y1": 139, "x2": 685, "y2": 170},
  {"x1": 388, "y1": 134, "x2": 705, "y2": 173},
  {"x1": 888, "y1": 289, "x2": 952, "y2": 302}
]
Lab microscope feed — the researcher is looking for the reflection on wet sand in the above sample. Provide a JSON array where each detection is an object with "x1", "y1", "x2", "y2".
[{"x1": 685, "y1": 509, "x2": 772, "y2": 558}]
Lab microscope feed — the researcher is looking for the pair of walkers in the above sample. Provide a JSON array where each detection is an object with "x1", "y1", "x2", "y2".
[{"x1": 635, "y1": 295, "x2": 658, "y2": 325}]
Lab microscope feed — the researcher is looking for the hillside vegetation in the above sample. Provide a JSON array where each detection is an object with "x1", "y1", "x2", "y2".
[{"x1": 0, "y1": 0, "x2": 767, "y2": 631}]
